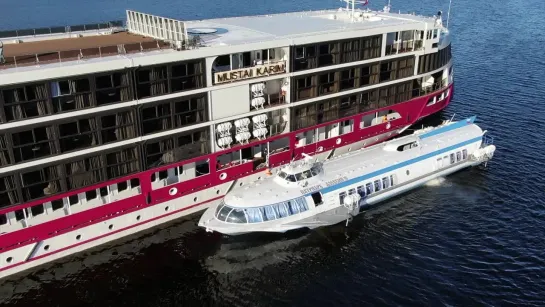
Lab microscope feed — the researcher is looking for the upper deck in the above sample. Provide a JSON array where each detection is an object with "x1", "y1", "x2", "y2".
[{"x1": 0, "y1": 7, "x2": 443, "y2": 79}]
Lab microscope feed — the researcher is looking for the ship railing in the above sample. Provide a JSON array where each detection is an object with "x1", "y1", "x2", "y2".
[
  {"x1": 482, "y1": 134, "x2": 494, "y2": 147},
  {"x1": 0, "y1": 21, "x2": 124, "y2": 39},
  {"x1": 412, "y1": 78, "x2": 449, "y2": 97},
  {"x1": 0, "y1": 40, "x2": 172, "y2": 70}
]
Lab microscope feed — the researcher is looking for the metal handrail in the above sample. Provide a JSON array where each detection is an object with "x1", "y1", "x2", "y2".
[{"x1": 0, "y1": 21, "x2": 124, "y2": 39}]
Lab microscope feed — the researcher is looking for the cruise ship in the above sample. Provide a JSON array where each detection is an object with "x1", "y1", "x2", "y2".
[{"x1": 0, "y1": 0, "x2": 454, "y2": 278}]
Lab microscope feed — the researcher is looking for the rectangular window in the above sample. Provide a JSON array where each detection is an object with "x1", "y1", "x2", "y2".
[
  {"x1": 2, "y1": 83, "x2": 52, "y2": 121},
  {"x1": 30, "y1": 204, "x2": 44, "y2": 216},
  {"x1": 21, "y1": 165, "x2": 64, "y2": 202},
  {"x1": 136, "y1": 65, "x2": 168, "y2": 98},
  {"x1": 456, "y1": 151, "x2": 461, "y2": 162},
  {"x1": 170, "y1": 61, "x2": 204, "y2": 92},
  {"x1": 85, "y1": 189, "x2": 97, "y2": 201},
  {"x1": 450, "y1": 153, "x2": 455, "y2": 164},
  {"x1": 95, "y1": 72, "x2": 132, "y2": 106},
  {"x1": 462, "y1": 149, "x2": 468, "y2": 160},
  {"x1": 51, "y1": 78, "x2": 92, "y2": 113},
  {"x1": 105, "y1": 147, "x2": 140, "y2": 180},
  {"x1": 339, "y1": 191, "x2": 347, "y2": 205},
  {"x1": 12, "y1": 126, "x2": 56, "y2": 162},
  {"x1": 390, "y1": 175, "x2": 394, "y2": 186},
  {"x1": 382, "y1": 177, "x2": 390, "y2": 189},
  {"x1": 340, "y1": 69, "x2": 356, "y2": 91},
  {"x1": 365, "y1": 182, "x2": 373, "y2": 195},
  {"x1": 141, "y1": 95, "x2": 207, "y2": 135},
  {"x1": 293, "y1": 45, "x2": 317, "y2": 71},
  {"x1": 374, "y1": 180, "x2": 382, "y2": 192},
  {"x1": 357, "y1": 185, "x2": 366, "y2": 198},
  {"x1": 318, "y1": 72, "x2": 336, "y2": 95},
  {"x1": 144, "y1": 128, "x2": 210, "y2": 169},
  {"x1": 59, "y1": 118, "x2": 99, "y2": 153},
  {"x1": 0, "y1": 135, "x2": 11, "y2": 166},
  {"x1": 294, "y1": 76, "x2": 315, "y2": 101},
  {"x1": 100, "y1": 110, "x2": 137, "y2": 143}
]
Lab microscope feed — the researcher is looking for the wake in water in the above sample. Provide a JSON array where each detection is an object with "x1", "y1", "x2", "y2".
[{"x1": 425, "y1": 176, "x2": 447, "y2": 187}]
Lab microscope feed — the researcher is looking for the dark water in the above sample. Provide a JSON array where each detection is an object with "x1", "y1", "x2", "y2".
[{"x1": 2, "y1": 0, "x2": 545, "y2": 306}]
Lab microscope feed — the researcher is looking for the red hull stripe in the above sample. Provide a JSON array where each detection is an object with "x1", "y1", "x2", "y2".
[{"x1": 0, "y1": 195, "x2": 222, "y2": 273}]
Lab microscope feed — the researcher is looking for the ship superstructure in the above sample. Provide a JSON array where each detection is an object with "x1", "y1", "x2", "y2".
[{"x1": 0, "y1": 2, "x2": 453, "y2": 278}]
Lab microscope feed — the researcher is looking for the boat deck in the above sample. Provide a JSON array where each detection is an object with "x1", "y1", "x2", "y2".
[{"x1": 1, "y1": 31, "x2": 170, "y2": 69}]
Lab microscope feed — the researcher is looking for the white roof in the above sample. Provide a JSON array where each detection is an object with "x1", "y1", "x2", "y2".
[{"x1": 186, "y1": 9, "x2": 435, "y2": 47}]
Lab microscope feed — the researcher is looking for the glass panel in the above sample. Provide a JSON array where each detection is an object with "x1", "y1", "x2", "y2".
[
  {"x1": 264, "y1": 205, "x2": 277, "y2": 220},
  {"x1": 339, "y1": 192, "x2": 347, "y2": 205},
  {"x1": 217, "y1": 205, "x2": 232, "y2": 221},
  {"x1": 382, "y1": 177, "x2": 390, "y2": 189},
  {"x1": 276, "y1": 203, "x2": 290, "y2": 218},
  {"x1": 245, "y1": 208, "x2": 263, "y2": 223},
  {"x1": 374, "y1": 180, "x2": 381, "y2": 192},
  {"x1": 288, "y1": 201, "x2": 300, "y2": 214},
  {"x1": 462, "y1": 149, "x2": 468, "y2": 160},
  {"x1": 366, "y1": 183, "x2": 373, "y2": 195},
  {"x1": 226, "y1": 209, "x2": 247, "y2": 224},
  {"x1": 357, "y1": 186, "x2": 366, "y2": 198},
  {"x1": 286, "y1": 175, "x2": 296, "y2": 182},
  {"x1": 278, "y1": 171, "x2": 287, "y2": 179}
]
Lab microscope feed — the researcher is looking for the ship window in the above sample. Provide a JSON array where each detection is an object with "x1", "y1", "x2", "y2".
[
  {"x1": 390, "y1": 175, "x2": 395, "y2": 186},
  {"x1": 357, "y1": 186, "x2": 366, "y2": 198},
  {"x1": 69, "y1": 195, "x2": 79, "y2": 205},
  {"x1": 95, "y1": 72, "x2": 132, "y2": 105},
  {"x1": 14, "y1": 209, "x2": 25, "y2": 221},
  {"x1": 105, "y1": 147, "x2": 140, "y2": 180},
  {"x1": 100, "y1": 111, "x2": 137, "y2": 143},
  {"x1": 0, "y1": 175, "x2": 20, "y2": 207},
  {"x1": 85, "y1": 190, "x2": 97, "y2": 201},
  {"x1": 262, "y1": 205, "x2": 277, "y2": 221},
  {"x1": 0, "y1": 214, "x2": 6, "y2": 225},
  {"x1": 99, "y1": 187, "x2": 108, "y2": 197},
  {"x1": 245, "y1": 208, "x2": 264, "y2": 223},
  {"x1": 339, "y1": 191, "x2": 347, "y2": 205},
  {"x1": 366, "y1": 183, "x2": 373, "y2": 195},
  {"x1": 12, "y1": 127, "x2": 56, "y2": 162},
  {"x1": 382, "y1": 177, "x2": 390, "y2": 189},
  {"x1": 195, "y1": 159, "x2": 210, "y2": 177},
  {"x1": 31, "y1": 204, "x2": 44, "y2": 216},
  {"x1": 285, "y1": 175, "x2": 296, "y2": 182},
  {"x1": 226, "y1": 209, "x2": 247, "y2": 224},
  {"x1": 117, "y1": 181, "x2": 128, "y2": 192},
  {"x1": 51, "y1": 199, "x2": 64, "y2": 211},
  {"x1": 59, "y1": 118, "x2": 99, "y2": 153},
  {"x1": 170, "y1": 60, "x2": 204, "y2": 92},
  {"x1": 374, "y1": 180, "x2": 382, "y2": 192},
  {"x1": 397, "y1": 141, "x2": 418, "y2": 152},
  {"x1": 20, "y1": 167, "x2": 64, "y2": 202},
  {"x1": 2, "y1": 83, "x2": 53, "y2": 121},
  {"x1": 217, "y1": 205, "x2": 233, "y2": 222},
  {"x1": 456, "y1": 151, "x2": 461, "y2": 162},
  {"x1": 65, "y1": 154, "x2": 106, "y2": 190},
  {"x1": 462, "y1": 149, "x2": 468, "y2": 160},
  {"x1": 450, "y1": 153, "x2": 455, "y2": 164},
  {"x1": 136, "y1": 65, "x2": 168, "y2": 98},
  {"x1": 158, "y1": 170, "x2": 168, "y2": 180}
]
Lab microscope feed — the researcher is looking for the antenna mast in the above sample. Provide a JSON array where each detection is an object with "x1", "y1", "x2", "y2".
[{"x1": 446, "y1": 0, "x2": 452, "y2": 28}]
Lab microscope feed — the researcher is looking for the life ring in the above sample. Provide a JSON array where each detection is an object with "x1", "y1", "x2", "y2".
[
  {"x1": 336, "y1": 138, "x2": 342, "y2": 145},
  {"x1": 317, "y1": 146, "x2": 324, "y2": 152},
  {"x1": 169, "y1": 188, "x2": 177, "y2": 196},
  {"x1": 219, "y1": 172, "x2": 227, "y2": 180}
]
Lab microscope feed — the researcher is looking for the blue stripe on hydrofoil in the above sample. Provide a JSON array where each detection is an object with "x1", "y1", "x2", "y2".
[
  {"x1": 308, "y1": 136, "x2": 482, "y2": 196},
  {"x1": 419, "y1": 116, "x2": 477, "y2": 139}
]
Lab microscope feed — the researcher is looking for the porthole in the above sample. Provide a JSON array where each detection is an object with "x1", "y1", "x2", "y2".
[
  {"x1": 76, "y1": 234, "x2": 81, "y2": 240},
  {"x1": 136, "y1": 215, "x2": 141, "y2": 221},
  {"x1": 317, "y1": 146, "x2": 324, "y2": 152},
  {"x1": 239, "y1": 182, "x2": 243, "y2": 187},
  {"x1": 169, "y1": 188, "x2": 178, "y2": 196},
  {"x1": 193, "y1": 197, "x2": 198, "y2": 202},
  {"x1": 216, "y1": 190, "x2": 220, "y2": 195},
  {"x1": 6, "y1": 257, "x2": 12, "y2": 263},
  {"x1": 165, "y1": 206, "x2": 169, "y2": 211},
  {"x1": 44, "y1": 245, "x2": 50, "y2": 251},
  {"x1": 219, "y1": 173, "x2": 227, "y2": 180},
  {"x1": 406, "y1": 170, "x2": 410, "y2": 176},
  {"x1": 109, "y1": 224, "x2": 114, "y2": 230},
  {"x1": 257, "y1": 176, "x2": 262, "y2": 180},
  {"x1": 336, "y1": 138, "x2": 342, "y2": 145}
]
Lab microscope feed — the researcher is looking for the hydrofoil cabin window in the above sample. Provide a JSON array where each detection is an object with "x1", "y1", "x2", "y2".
[
  {"x1": 2, "y1": 83, "x2": 52, "y2": 121},
  {"x1": 95, "y1": 71, "x2": 132, "y2": 105},
  {"x1": 51, "y1": 78, "x2": 92, "y2": 113},
  {"x1": 136, "y1": 65, "x2": 168, "y2": 98},
  {"x1": 12, "y1": 127, "x2": 56, "y2": 162},
  {"x1": 141, "y1": 95, "x2": 207, "y2": 135}
]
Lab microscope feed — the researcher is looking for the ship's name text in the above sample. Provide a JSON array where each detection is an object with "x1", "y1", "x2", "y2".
[
  {"x1": 300, "y1": 176, "x2": 349, "y2": 194},
  {"x1": 214, "y1": 62, "x2": 286, "y2": 84}
]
